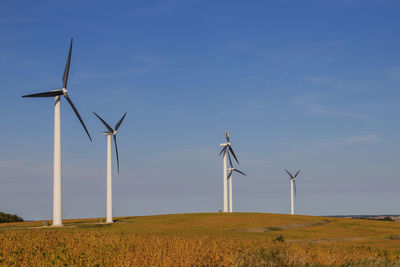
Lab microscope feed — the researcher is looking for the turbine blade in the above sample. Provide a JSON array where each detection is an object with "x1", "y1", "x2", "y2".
[
  {"x1": 63, "y1": 38, "x2": 73, "y2": 89},
  {"x1": 64, "y1": 93, "x2": 92, "y2": 141},
  {"x1": 294, "y1": 169, "x2": 300, "y2": 178},
  {"x1": 22, "y1": 90, "x2": 63, "y2": 98},
  {"x1": 227, "y1": 170, "x2": 233, "y2": 179},
  {"x1": 114, "y1": 112, "x2": 127, "y2": 131},
  {"x1": 294, "y1": 180, "x2": 297, "y2": 197},
  {"x1": 234, "y1": 169, "x2": 247, "y2": 176},
  {"x1": 93, "y1": 112, "x2": 114, "y2": 133},
  {"x1": 225, "y1": 130, "x2": 230, "y2": 142},
  {"x1": 113, "y1": 134, "x2": 120, "y2": 174},
  {"x1": 227, "y1": 150, "x2": 233, "y2": 167},
  {"x1": 285, "y1": 169, "x2": 294, "y2": 179},
  {"x1": 228, "y1": 145, "x2": 239, "y2": 164},
  {"x1": 218, "y1": 146, "x2": 226, "y2": 156}
]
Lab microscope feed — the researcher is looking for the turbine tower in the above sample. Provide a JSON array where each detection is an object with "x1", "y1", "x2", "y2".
[
  {"x1": 285, "y1": 169, "x2": 300, "y2": 215},
  {"x1": 218, "y1": 131, "x2": 239, "y2": 212},
  {"x1": 227, "y1": 166, "x2": 246, "y2": 212},
  {"x1": 93, "y1": 112, "x2": 127, "y2": 223},
  {"x1": 22, "y1": 38, "x2": 92, "y2": 227}
]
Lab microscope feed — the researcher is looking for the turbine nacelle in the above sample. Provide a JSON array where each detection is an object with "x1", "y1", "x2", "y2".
[
  {"x1": 103, "y1": 130, "x2": 117, "y2": 135},
  {"x1": 285, "y1": 169, "x2": 300, "y2": 197},
  {"x1": 94, "y1": 112, "x2": 127, "y2": 174},
  {"x1": 218, "y1": 131, "x2": 239, "y2": 166},
  {"x1": 219, "y1": 142, "x2": 230, "y2": 147},
  {"x1": 285, "y1": 169, "x2": 300, "y2": 179}
]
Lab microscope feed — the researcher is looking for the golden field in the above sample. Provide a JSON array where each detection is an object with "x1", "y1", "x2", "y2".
[{"x1": 1, "y1": 213, "x2": 400, "y2": 266}]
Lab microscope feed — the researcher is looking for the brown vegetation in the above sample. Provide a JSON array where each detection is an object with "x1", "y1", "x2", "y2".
[{"x1": 1, "y1": 213, "x2": 400, "y2": 266}]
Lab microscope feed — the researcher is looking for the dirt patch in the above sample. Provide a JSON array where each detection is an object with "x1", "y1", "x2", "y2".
[
  {"x1": 244, "y1": 220, "x2": 330, "y2": 233},
  {"x1": 287, "y1": 237, "x2": 366, "y2": 244},
  {"x1": 0, "y1": 222, "x2": 113, "y2": 231}
]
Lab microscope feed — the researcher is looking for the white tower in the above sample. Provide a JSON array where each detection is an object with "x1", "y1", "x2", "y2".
[
  {"x1": 52, "y1": 95, "x2": 62, "y2": 226},
  {"x1": 22, "y1": 39, "x2": 92, "y2": 227},
  {"x1": 105, "y1": 133, "x2": 113, "y2": 223},
  {"x1": 94, "y1": 112, "x2": 127, "y2": 224},
  {"x1": 220, "y1": 143, "x2": 228, "y2": 212},
  {"x1": 290, "y1": 178, "x2": 295, "y2": 215}
]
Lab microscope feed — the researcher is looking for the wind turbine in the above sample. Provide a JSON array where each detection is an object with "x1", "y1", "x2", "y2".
[
  {"x1": 218, "y1": 131, "x2": 239, "y2": 212},
  {"x1": 93, "y1": 112, "x2": 127, "y2": 223},
  {"x1": 22, "y1": 38, "x2": 92, "y2": 227},
  {"x1": 285, "y1": 169, "x2": 300, "y2": 215},
  {"x1": 227, "y1": 165, "x2": 246, "y2": 212}
]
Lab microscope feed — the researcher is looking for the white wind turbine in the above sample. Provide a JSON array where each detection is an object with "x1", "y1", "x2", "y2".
[
  {"x1": 93, "y1": 112, "x2": 127, "y2": 223},
  {"x1": 218, "y1": 131, "x2": 242, "y2": 212},
  {"x1": 285, "y1": 169, "x2": 300, "y2": 215},
  {"x1": 227, "y1": 166, "x2": 246, "y2": 212},
  {"x1": 22, "y1": 39, "x2": 92, "y2": 227}
]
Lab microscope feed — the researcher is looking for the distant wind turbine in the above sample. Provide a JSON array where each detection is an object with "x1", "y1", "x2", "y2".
[
  {"x1": 227, "y1": 166, "x2": 246, "y2": 212},
  {"x1": 93, "y1": 112, "x2": 127, "y2": 223},
  {"x1": 22, "y1": 38, "x2": 92, "y2": 227},
  {"x1": 285, "y1": 169, "x2": 300, "y2": 215},
  {"x1": 218, "y1": 131, "x2": 240, "y2": 212}
]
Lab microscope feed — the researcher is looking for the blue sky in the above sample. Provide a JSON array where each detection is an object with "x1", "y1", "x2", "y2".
[{"x1": 1, "y1": 0, "x2": 400, "y2": 220}]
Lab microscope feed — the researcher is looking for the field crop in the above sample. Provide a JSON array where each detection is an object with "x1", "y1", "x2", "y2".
[{"x1": 1, "y1": 213, "x2": 400, "y2": 266}]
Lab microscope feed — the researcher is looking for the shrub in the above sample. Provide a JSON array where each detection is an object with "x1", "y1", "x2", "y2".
[
  {"x1": 272, "y1": 235, "x2": 285, "y2": 243},
  {"x1": 380, "y1": 217, "x2": 394, "y2": 221},
  {"x1": 0, "y1": 212, "x2": 24, "y2": 223}
]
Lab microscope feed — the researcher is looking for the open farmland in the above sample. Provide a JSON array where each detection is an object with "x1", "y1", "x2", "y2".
[{"x1": 1, "y1": 213, "x2": 400, "y2": 266}]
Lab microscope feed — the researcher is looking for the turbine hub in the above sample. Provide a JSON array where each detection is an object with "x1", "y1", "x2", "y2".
[{"x1": 62, "y1": 88, "x2": 67, "y2": 95}]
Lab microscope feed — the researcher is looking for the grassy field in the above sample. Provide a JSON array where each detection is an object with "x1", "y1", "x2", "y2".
[{"x1": 1, "y1": 213, "x2": 400, "y2": 266}]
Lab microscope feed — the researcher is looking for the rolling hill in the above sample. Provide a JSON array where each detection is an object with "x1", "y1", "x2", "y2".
[{"x1": 1, "y1": 213, "x2": 399, "y2": 266}]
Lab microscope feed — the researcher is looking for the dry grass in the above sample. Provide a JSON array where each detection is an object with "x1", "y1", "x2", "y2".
[{"x1": 1, "y1": 213, "x2": 400, "y2": 266}]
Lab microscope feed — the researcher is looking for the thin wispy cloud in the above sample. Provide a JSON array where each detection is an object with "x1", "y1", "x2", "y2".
[
  {"x1": 389, "y1": 66, "x2": 400, "y2": 79},
  {"x1": 244, "y1": 159, "x2": 279, "y2": 166},
  {"x1": 17, "y1": 61, "x2": 38, "y2": 67},
  {"x1": 292, "y1": 94, "x2": 364, "y2": 118},
  {"x1": 346, "y1": 134, "x2": 382, "y2": 144},
  {"x1": 0, "y1": 16, "x2": 36, "y2": 24},
  {"x1": 0, "y1": 159, "x2": 50, "y2": 178},
  {"x1": 227, "y1": 42, "x2": 269, "y2": 57},
  {"x1": 303, "y1": 75, "x2": 335, "y2": 85},
  {"x1": 309, "y1": 134, "x2": 383, "y2": 150},
  {"x1": 0, "y1": 53, "x2": 9, "y2": 61},
  {"x1": 78, "y1": 68, "x2": 149, "y2": 78},
  {"x1": 132, "y1": 54, "x2": 167, "y2": 66},
  {"x1": 311, "y1": 107, "x2": 363, "y2": 118},
  {"x1": 227, "y1": 40, "x2": 343, "y2": 66},
  {"x1": 134, "y1": 0, "x2": 197, "y2": 17}
]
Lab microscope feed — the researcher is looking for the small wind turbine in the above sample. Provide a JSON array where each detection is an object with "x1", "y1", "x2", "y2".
[
  {"x1": 93, "y1": 112, "x2": 127, "y2": 223},
  {"x1": 285, "y1": 169, "x2": 300, "y2": 215},
  {"x1": 218, "y1": 131, "x2": 239, "y2": 212},
  {"x1": 22, "y1": 38, "x2": 92, "y2": 227},
  {"x1": 227, "y1": 165, "x2": 246, "y2": 212}
]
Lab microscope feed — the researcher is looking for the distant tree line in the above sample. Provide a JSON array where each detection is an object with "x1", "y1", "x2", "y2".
[{"x1": 0, "y1": 212, "x2": 24, "y2": 223}]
